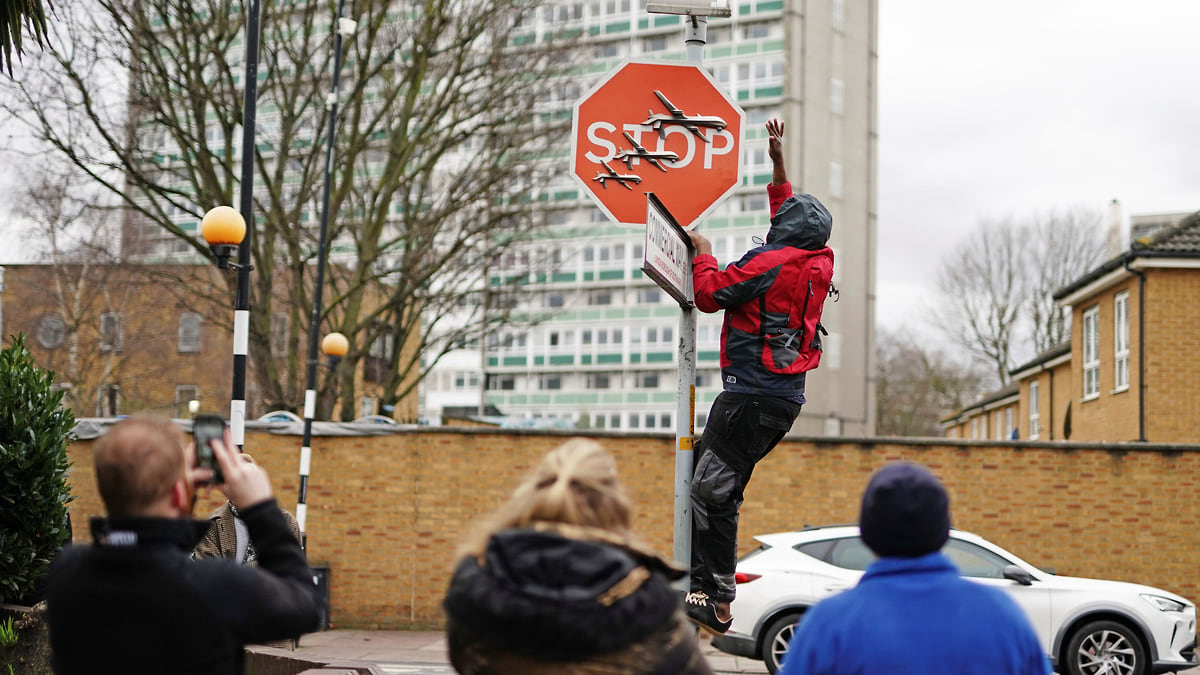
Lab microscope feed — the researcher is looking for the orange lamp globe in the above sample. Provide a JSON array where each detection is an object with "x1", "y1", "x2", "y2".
[
  {"x1": 322, "y1": 332, "x2": 349, "y2": 358},
  {"x1": 201, "y1": 206, "x2": 247, "y2": 246}
]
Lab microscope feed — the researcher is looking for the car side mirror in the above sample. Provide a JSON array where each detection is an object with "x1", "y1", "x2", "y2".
[{"x1": 1003, "y1": 565, "x2": 1035, "y2": 586}]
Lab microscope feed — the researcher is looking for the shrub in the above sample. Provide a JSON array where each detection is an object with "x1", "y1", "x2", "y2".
[{"x1": 0, "y1": 334, "x2": 75, "y2": 604}]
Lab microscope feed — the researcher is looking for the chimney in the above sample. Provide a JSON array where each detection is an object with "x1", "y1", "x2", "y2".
[{"x1": 1105, "y1": 199, "x2": 1124, "y2": 257}]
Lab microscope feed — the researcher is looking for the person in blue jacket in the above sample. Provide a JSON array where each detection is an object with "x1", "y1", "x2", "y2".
[{"x1": 780, "y1": 462, "x2": 1051, "y2": 675}]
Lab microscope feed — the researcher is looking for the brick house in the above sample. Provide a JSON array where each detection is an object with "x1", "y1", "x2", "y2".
[
  {"x1": 0, "y1": 263, "x2": 418, "y2": 421},
  {"x1": 943, "y1": 211, "x2": 1200, "y2": 442}
]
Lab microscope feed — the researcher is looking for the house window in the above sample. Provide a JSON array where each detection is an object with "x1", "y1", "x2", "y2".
[
  {"x1": 589, "y1": 290, "x2": 613, "y2": 306},
  {"x1": 588, "y1": 374, "x2": 610, "y2": 389},
  {"x1": 994, "y1": 411, "x2": 1004, "y2": 441},
  {"x1": 99, "y1": 312, "x2": 123, "y2": 353},
  {"x1": 173, "y1": 385, "x2": 198, "y2": 418},
  {"x1": 1029, "y1": 380, "x2": 1040, "y2": 440},
  {"x1": 488, "y1": 374, "x2": 516, "y2": 391},
  {"x1": 1004, "y1": 408, "x2": 1013, "y2": 440},
  {"x1": 830, "y1": 78, "x2": 844, "y2": 115},
  {"x1": 970, "y1": 417, "x2": 979, "y2": 440},
  {"x1": 829, "y1": 162, "x2": 843, "y2": 199},
  {"x1": 539, "y1": 375, "x2": 562, "y2": 390},
  {"x1": 178, "y1": 312, "x2": 202, "y2": 353},
  {"x1": 365, "y1": 329, "x2": 395, "y2": 384},
  {"x1": 636, "y1": 372, "x2": 659, "y2": 388},
  {"x1": 97, "y1": 383, "x2": 122, "y2": 417},
  {"x1": 831, "y1": 0, "x2": 845, "y2": 31},
  {"x1": 36, "y1": 314, "x2": 67, "y2": 349},
  {"x1": 1082, "y1": 305, "x2": 1100, "y2": 399},
  {"x1": 545, "y1": 293, "x2": 565, "y2": 308},
  {"x1": 1114, "y1": 291, "x2": 1129, "y2": 391}
]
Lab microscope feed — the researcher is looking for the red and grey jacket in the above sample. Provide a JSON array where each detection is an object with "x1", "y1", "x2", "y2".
[{"x1": 693, "y1": 182, "x2": 834, "y2": 399}]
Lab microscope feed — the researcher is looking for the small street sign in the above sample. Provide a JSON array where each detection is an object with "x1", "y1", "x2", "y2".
[{"x1": 642, "y1": 193, "x2": 693, "y2": 307}]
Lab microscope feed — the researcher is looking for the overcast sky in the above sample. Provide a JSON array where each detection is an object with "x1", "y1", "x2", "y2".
[
  {"x1": 5, "y1": 1, "x2": 1199, "y2": 344},
  {"x1": 876, "y1": 0, "x2": 1200, "y2": 336}
]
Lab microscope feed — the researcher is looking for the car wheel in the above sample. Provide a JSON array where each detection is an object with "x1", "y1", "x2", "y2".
[
  {"x1": 1064, "y1": 620, "x2": 1146, "y2": 675},
  {"x1": 761, "y1": 613, "x2": 803, "y2": 674}
]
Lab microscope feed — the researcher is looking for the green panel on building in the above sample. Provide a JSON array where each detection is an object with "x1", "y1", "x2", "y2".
[
  {"x1": 710, "y1": 45, "x2": 733, "y2": 59},
  {"x1": 733, "y1": 215, "x2": 757, "y2": 227},
  {"x1": 632, "y1": 269, "x2": 645, "y2": 279},
  {"x1": 584, "y1": 271, "x2": 595, "y2": 281},
  {"x1": 646, "y1": 352, "x2": 673, "y2": 363},
  {"x1": 532, "y1": 395, "x2": 551, "y2": 404},
  {"x1": 550, "y1": 354, "x2": 574, "y2": 365},
  {"x1": 551, "y1": 271, "x2": 576, "y2": 283},
  {"x1": 607, "y1": 21, "x2": 631, "y2": 32},
  {"x1": 581, "y1": 354, "x2": 593, "y2": 364},
  {"x1": 629, "y1": 307, "x2": 651, "y2": 318},
  {"x1": 757, "y1": 0, "x2": 783, "y2": 10},
  {"x1": 698, "y1": 350, "x2": 721, "y2": 362},
  {"x1": 630, "y1": 353, "x2": 642, "y2": 364},
  {"x1": 627, "y1": 393, "x2": 649, "y2": 404},
  {"x1": 555, "y1": 394, "x2": 578, "y2": 404},
  {"x1": 654, "y1": 15, "x2": 678, "y2": 26},
  {"x1": 599, "y1": 269, "x2": 624, "y2": 280},
  {"x1": 502, "y1": 356, "x2": 527, "y2": 367},
  {"x1": 578, "y1": 393, "x2": 600, "y2": 404},
  {"x1": 755, "y1": 85, "x2": 784, "y2": 98},
  {"x1": 511, "y1": 395, "x2": 528, "y2": 405},
  {"x1": 535, "y1": 356, "x2": 545, "y2": 365},
  {"x1": 597, "y1": 353, "x2": 622, "y2": 364},
  {"x1": 605, "y1": 309, "x2": 626, "y2": 320},
  {"x1": 737, "y1": 44, "x2": 758, "y2": 56},
  {"x1": 602, "y1": 393, "x2": 624, "y2": 404},
  {"x1": 652, "y1": 393, "x2": 676, "y2": 404},
  {"x1": 487, "y1": 357, "x2": 498, "y2": 367}
]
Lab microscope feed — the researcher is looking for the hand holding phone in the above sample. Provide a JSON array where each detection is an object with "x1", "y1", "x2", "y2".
[{"x1": 193, "y1": 413, "x2": 227, "y2": 485}]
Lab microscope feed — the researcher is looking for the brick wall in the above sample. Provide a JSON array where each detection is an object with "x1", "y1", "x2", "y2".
[
  {"x1": 1145, "y1": 269, "x2": 1200, "y2": 441},
  {"x1": 65, "y1": 427, "x2": 1200, "y2": 628}
]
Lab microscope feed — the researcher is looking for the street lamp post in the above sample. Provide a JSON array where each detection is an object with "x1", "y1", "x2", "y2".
[
  {"x1": 295, "y1": 0, "x2": 356, "y2": 549},
  {"x1": 202, "y1": 206, "x2": 250, "y2": 443},
  {"x1": 297, "y1": 331, "x2": 347, "y2": 548},
  {"x1": 231, "y1": 0, "x2": 263, "y2": 452}
]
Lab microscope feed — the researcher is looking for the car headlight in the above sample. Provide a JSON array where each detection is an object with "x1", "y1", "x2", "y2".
[{"x1": 1140, "y1": 594, "x2": 1187, "y2": 613}]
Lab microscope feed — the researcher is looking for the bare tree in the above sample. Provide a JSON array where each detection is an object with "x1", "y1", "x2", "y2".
[
  {"x1": 932, "y1": 210, "x2": 1106, "y2": 386},
  {"x1": 1026, "y1": 208, "x2": 1108, "y2": 352},
  {"x1": 2, "y1": 0, "x2": 577, "y2": 419},
  {"x1": 875, "y1": 328, "x2": 990, "y2": 437}
]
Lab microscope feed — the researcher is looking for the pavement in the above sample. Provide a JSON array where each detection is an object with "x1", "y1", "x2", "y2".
[{"x1": 288, "y1": 629, "x2": 769, "y2": 674}]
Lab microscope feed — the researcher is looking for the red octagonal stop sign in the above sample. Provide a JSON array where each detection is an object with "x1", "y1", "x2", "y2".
[{"x1": 571, "y1": 60, "x2": 745, "y2": 228}]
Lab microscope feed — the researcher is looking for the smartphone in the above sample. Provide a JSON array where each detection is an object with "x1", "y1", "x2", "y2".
[{"x1": 193, "y1": 413, "x2": 227, "y2": 485}]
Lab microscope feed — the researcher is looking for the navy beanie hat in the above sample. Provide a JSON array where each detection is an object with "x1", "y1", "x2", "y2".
[{"x1": 859, "y1": 462, "x2": 950, "y2": 558}]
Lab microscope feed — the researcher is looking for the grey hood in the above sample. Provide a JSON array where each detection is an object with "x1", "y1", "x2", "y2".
[{"x1": 767, "y1": 193, "x2": 833, "y2": 250}]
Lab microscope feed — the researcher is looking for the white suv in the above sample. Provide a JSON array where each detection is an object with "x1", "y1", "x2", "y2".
[{"x1": 711, "y1": 526, "x2": 1197, "y2": 675}]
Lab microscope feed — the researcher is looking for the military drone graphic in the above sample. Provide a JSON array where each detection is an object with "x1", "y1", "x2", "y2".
[
  {"x1": 613, "y1": 131, "x2": 679, "y2": 172},
  {"x1": 592, "y1": 160, "x2": 642, "y2": 190},
  {"x1": 641, "y1": 90, "x2": 728, "y2": 143}
]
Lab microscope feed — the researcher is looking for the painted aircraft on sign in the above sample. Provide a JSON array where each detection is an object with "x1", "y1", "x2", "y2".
[
  {"x1": 613, "y1": 131, "x2": 679, "y2": 172},
  {"x1": 592, "y1": 160, "x2": 642, "y2": 190},
  {"x1": 641, "y1": 90, "x2": 727, "y2": 143}
]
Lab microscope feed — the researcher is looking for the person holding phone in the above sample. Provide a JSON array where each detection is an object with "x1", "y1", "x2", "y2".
[{"x1": 46, "y1": 415, "x2": 322, "y2": 674}]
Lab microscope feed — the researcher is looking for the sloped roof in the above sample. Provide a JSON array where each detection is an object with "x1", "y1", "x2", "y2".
[
  {"x1": 940, "y1": 380, "x2": 1021, "y2": 424},
  {"x1": 1054, "y1": 210, "x2": 1200, "y2": 300},
  {"x1": 1009, "y1": 341, "x2": 1070, "y2": 378}
]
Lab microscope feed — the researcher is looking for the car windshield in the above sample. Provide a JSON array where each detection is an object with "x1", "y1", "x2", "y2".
[{"x1": 796, "y1": 535, "x2": 1017, "y2": 578}]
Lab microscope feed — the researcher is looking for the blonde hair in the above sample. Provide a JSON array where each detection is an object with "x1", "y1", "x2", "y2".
[{"x1": 457, "y1": 438, "x2": 634, "y2": 559}]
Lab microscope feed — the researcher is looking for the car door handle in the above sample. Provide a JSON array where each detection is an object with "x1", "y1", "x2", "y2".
[{"x1": 825, "y1": 583, "x2": 849, "y2": 592}]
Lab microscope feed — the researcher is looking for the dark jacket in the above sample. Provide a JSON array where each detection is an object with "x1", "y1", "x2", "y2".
[
  {"x1": 693, "y1": 182, "x2": 834, "y2": 398},
  {"x1": 47, "y1": 499, "x2": 322, "y2": 675},
  {"x1": 443, "y1": 525, "x2": 712, "y2": 675}
]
